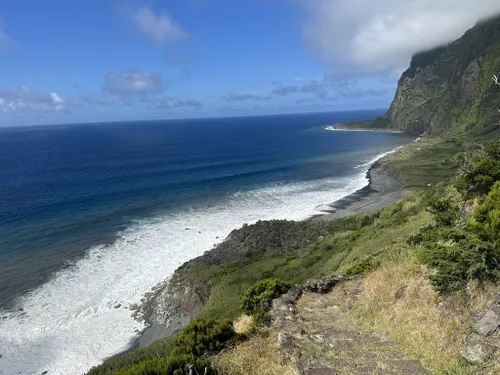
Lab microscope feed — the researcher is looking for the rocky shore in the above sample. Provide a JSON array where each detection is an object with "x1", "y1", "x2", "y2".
[{"x1": 127, "y1": 156, "x2": 404, "y2": 350}]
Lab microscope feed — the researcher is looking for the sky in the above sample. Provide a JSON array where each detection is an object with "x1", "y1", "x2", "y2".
[{"x1": 1, "y1": 0, "x2": 500, "y2": 126}]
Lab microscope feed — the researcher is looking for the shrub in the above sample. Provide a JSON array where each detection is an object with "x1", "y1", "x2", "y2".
[
  {"x1": 418, "y1": 235, "x2": 500, "y2": 292},
  {"x1": 173, "y1": 319, "x2": 238, "y2": 357},
  {"x1": 86, "y1": 338, "x2": 176, "y2": 375},
  {"x1": 87, "y1": 320, "x2": 237, "y2": 375},
  {"x1": 455, "y1": 141, "x2": 500, "y2": 198},
  {"x1": 344, "y1": 259, "x2": 376, "y2": 277},
  {"x1": 468, "y1": 181, "x2": 500, "y2": 246},
  {"x1": 241, "y1": 278, "x2": 291, "y2": 316},
  {"x1": 484, "y1": 139, "x2": 500, "y2": 159},
  {"x1": 426, "y1": 198, "x2": 459, "y2": 226},
  {"x1": 112, "y1": 355, "x2": 218, "y2": 375}
]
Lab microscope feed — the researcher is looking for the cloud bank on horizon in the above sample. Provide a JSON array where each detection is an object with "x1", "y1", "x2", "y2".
[{"x1": 299, "y1": 0, "x2": 500, "y2": 75}]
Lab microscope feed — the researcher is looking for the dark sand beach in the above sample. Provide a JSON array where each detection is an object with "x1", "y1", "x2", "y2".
[{"x1": 311, "y1": 160, "x2": 403, "y2": 221}]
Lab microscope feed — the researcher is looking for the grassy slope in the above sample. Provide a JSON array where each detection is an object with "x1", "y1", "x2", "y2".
[
  {"x1": 89, "y1": 188, "x2": 438, "y2": 374},
  {"x1": 89, "y1": 131, "x2": 472, "y2": 374}
]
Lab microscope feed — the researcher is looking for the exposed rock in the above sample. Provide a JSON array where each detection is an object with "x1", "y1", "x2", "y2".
[
  {"x1": 271, "y1": 278, "x2": 429, "y2": 374},
  {"x1": 302, "y1": 277, "x2": 344, "y2": 294},
  {"x1": 474, "y1": 309, "x2": 500, "y2": 336},
  {"x1": 277, "y1": 332, "x2": 301, "y2": 365},
  {"x1": 394, "y1": 286, "x2": 407, "y2": 300},
  {"x1": 460, "y1": 333, "x2": 496, "y2": 365}
]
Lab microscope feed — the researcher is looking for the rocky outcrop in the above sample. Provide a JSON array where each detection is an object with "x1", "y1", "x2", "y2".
[
  {"x1": 197, "y1": 220, "x2": 331, "y2": 266},
  {"x1": 461, "y1": 294, "x2": 500, "y2": 365},
  {"x1": 136, "y1": 220, "x2": 334, "y2": 346},
  {"x1": 343, "y1": 15, "x2": 500, "y2": 137}
]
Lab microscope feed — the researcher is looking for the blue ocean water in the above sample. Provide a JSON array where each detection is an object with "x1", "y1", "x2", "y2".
[{"x1": 0, "y1": 110, "x2": 413, "y2": 374}]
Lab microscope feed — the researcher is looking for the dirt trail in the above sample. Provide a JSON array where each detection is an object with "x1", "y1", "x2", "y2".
[{"x1": 270, "y1": 280, "x2": 430, "y2": 375}]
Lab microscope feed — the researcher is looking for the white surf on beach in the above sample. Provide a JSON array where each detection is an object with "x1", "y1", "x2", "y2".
[
  {"x1": 0, "y1": 147, "x2": 400, "y2": 375},
  {"x1": 325, "y1": 125, "x2": 403, "y2": 133}
]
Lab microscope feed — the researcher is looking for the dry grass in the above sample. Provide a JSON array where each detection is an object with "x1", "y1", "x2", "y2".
[
  {"x1": 213, "y1": 330, "x2": 297, "y2": 375},
  {"x1": 233, "y1": 314, "x2": 253, "y2": 334},
  {"x1": 346, "y1": 258, "x2": 498, "y2": 375}
]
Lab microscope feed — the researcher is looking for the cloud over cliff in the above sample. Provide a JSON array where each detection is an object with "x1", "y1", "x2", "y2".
[{"x1": 299, "y1": 0, "x2": 500, "y2": 75}]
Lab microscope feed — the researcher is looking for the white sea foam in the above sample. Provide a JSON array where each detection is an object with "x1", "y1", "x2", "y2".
[
  {"x1": 354, "y1": 146, "x2": 402, "y2": 170},
  {"x1": 0, "y1": 149, "x2": 395, "y2": 375}
]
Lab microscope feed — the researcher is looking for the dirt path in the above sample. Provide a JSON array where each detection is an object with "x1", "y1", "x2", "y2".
[{"x1": 270, "y1": 280, "x2": 430, "y2": 375}]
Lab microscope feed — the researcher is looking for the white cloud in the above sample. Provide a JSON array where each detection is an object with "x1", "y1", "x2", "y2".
[
  {"x1": 299, "y1": 0, "x2": 500, "y2": 75},
  {"x1": 271, "y1": 73, "x2": 387, "y2": 100},
  {"x1": 80, "y1": 71, "x2": 201, "y2": 110},
  {"x1": 104, "y1": 71, "x2": 165, "y2": 96},
  {"x1": 133, "y1": 7, "x2": 189, "y2": 45},
  {"x1": 149, "y1": 96, "x2": 202, "y2": 109},
  {"x1": 223, "y1": 92, "x2": 270, "y2": 101},
  {"x1": 0, "y1": 86, "x2": 67, "y2": 112}
]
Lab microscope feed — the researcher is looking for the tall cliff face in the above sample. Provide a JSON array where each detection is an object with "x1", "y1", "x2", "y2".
[{"x1": 352, "y1": 15, "x2": 500, "y2": 136}]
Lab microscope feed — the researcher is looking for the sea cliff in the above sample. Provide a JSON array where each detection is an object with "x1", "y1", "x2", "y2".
[{"x1": 338, "y1": 15, "x2": 500, "y2": 138}]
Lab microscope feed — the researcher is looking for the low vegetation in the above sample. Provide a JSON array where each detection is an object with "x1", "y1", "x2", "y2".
[
  {"x1": 87, "y1": 319, "x2": 238, "y2": 375},
  {"x1": 89, "y1": 139, "x2": 500, "y2": 375},
  {"x1": 240, "y1": 278, "x2": 291, "y2": 327},
  {"x1": 334, "y1": 259, "x2": 497, "y2": 375},
  {"x1": 412, "y1": 141, "x2": 500, "y2": 292}
]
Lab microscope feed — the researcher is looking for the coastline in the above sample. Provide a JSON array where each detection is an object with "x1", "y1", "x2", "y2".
[
  {"x1": 325, "y1": 125, "x2": 404, "y2": 133},
  {"x1": 119, "y1": 151, "x2": 405, "y2": 354},
  {"x1": 310, "y1": 159, "x2": 403, "y2": 221}
]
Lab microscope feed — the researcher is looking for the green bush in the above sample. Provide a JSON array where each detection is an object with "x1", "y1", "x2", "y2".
[
  {"x1": 468, "y1": 181, "x2": 500, "y2": 246},
  {"x1": 86, "y1": 338, "x2": 176, "y2": 375},
  {"x1": 241, "y1": 278, "x2": 291, "y2": 316},
  {"x1": 484, "y1": 139, "x2": 500, "y2": 159},
  {"x1": 418, "y1": 235, "x2": 500, "y2": 292},
  {"x1": 426, "y1": 198, "x2": 459, "y2": 226},
  {"x1": 415, "y1": 182, "x2": 500, "y2": 292},
  {"x1": 112, "y1": 355, "x2": 217, "y2": 375},
  {"x1": 173, "y1": 319, "x2": 238, "y2": 357},
  {"x1": 455, "y1": 140, "x2": 500, "y2": 198},
  {"x1": 86, "y1": 320, "x2": 236, "y2": 375},
  {"x1": 344, "y1": 259, "x2": 376, "y2": 277}
]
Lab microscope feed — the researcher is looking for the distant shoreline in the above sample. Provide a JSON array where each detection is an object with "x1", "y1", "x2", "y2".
[
  {"x1": 325, "y1": 125, "x2": 404, "y2": 133},
  {"x1": 310, "y1": 157, "x2": 403, "y2": 221}
]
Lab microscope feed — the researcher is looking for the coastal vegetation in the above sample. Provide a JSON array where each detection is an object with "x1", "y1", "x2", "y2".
[
  {"x1": 87, "y1": 15, "x2": 500, "y2": 375},
  {"x1": 87, "y1": 144, "x2": 500, "y2": 375},
  {"x1": 88, "y1": 319, "x2": 238, "y2": 375}
]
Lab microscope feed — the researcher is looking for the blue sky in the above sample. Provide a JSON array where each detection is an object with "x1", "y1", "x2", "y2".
[{"x1": 1, "y1": 0, "x2": 500, "y2": 126}]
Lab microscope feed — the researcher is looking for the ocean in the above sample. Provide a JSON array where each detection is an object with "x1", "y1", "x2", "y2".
[{"x1": 0, "y1": 110, "x2": 414, "y2": 374}]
